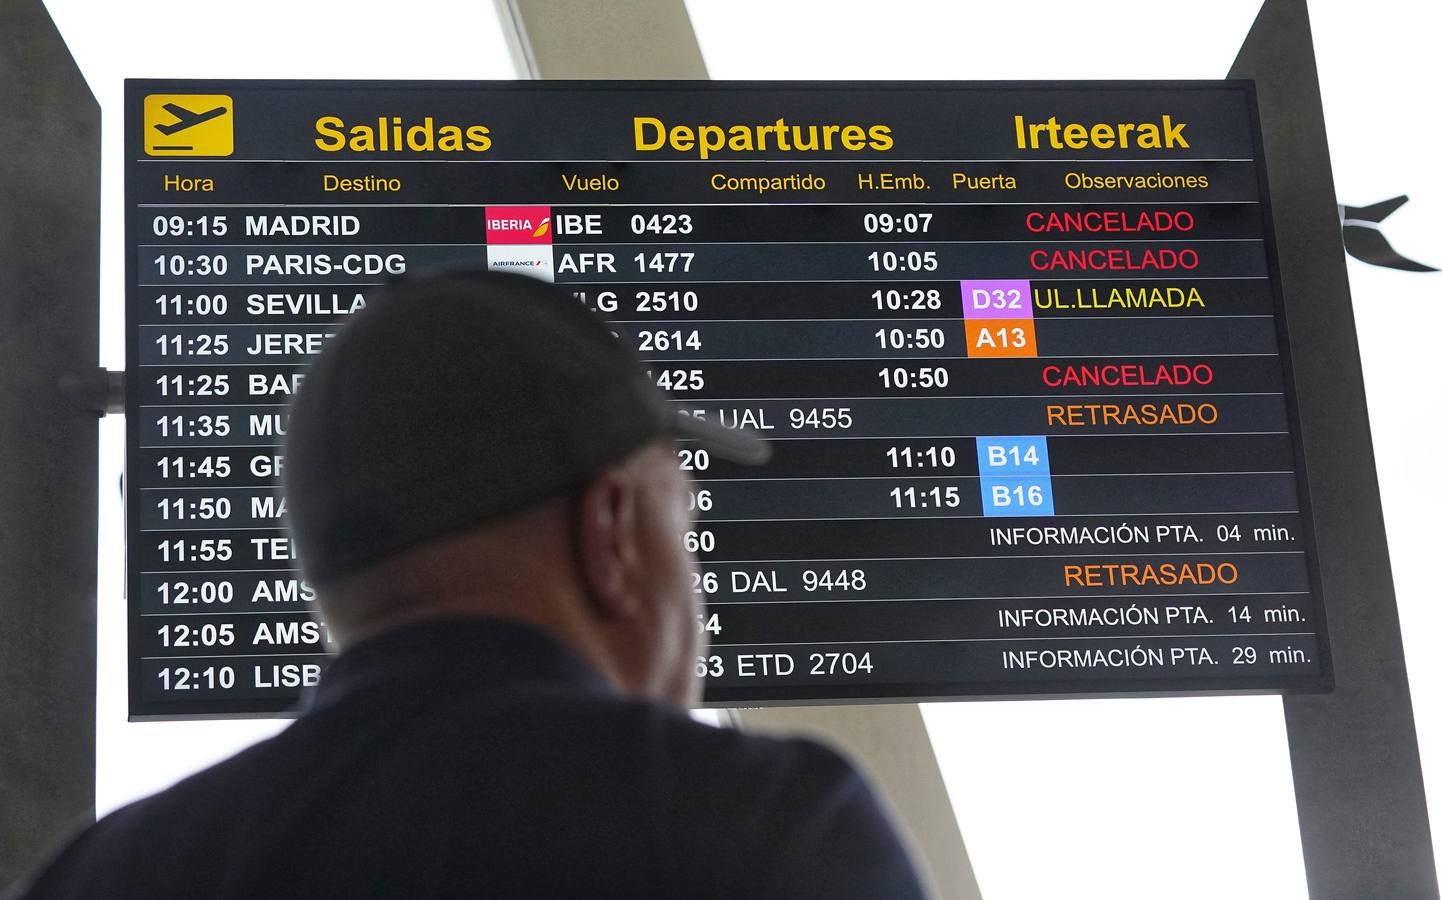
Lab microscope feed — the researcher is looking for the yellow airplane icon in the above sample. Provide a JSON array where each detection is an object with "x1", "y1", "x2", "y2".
[{"x1": 144, "y1": 94, "x2": 233, "y2": 156}]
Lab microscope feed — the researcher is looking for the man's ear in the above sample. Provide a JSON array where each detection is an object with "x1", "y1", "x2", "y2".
[{"x1": 575, "y1": 470, "x2": 642, "y2": 618}]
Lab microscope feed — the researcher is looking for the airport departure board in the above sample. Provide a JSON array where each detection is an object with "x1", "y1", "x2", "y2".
[{"x1": 125, "y1": 80, "x2": 1332, "y2": 718}]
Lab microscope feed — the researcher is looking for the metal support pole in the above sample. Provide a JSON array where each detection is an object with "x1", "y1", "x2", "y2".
[
  {"x1": 491, "y1": 3, "x2": 978, "y2": 896},
  {"x1": 498, "y1": 0, "x2": 707, "y2": 79},
  {"x1": 0, "y1": 0, "x2": 101, "y2": 889},
  {"x1": 733, "y1": 706, "x2": 982, "y2": 900},
  {"x1": 1230, "y1": 2, "x2": 1439, "y2": 896}
]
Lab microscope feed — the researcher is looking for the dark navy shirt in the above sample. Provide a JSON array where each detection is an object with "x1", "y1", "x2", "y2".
[{"x1": 15, "y1": 619, "x2": 928, "y2": 898}]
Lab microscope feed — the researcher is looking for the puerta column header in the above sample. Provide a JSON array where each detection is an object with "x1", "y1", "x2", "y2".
[{"x1": 124, "y1": 80, "x2": 1331, "y2": 718}]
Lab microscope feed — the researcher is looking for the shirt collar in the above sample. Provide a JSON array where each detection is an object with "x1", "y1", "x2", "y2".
[{"x1": 306, "y1": 616, "x2": 615, "y2": 712}]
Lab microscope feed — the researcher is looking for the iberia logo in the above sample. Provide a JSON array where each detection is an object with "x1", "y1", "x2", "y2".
[{"x1": 485, "y1": 206, "x2": 552, "y2": 244}]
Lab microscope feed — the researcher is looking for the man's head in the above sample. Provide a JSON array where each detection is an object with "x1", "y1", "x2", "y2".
[{"x1": 282, "y1": 269, "x2": 766, "y2": 706}]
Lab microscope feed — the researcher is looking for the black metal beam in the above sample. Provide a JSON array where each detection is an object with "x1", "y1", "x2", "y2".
[
  {"x1": 1231, "y1": 2, "x2": 1439, "y2": 896},
  {"x1": 0, "y1": 0, "x2": 101, "y2": 888}
]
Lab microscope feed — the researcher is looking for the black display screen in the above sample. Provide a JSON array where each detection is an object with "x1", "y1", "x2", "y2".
[{"x1": 125, "y1": 80, "x2": 1331, "y2": 717}]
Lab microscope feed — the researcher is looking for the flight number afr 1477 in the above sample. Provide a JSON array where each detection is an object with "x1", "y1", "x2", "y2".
[{"x1": 635, "y1": 252, "x2": 694, "y2": 273}]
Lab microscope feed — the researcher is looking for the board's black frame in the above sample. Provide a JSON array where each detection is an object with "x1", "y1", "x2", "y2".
[{"x1": 123, "y1": 78, "x2": 1335, "y2": 718}]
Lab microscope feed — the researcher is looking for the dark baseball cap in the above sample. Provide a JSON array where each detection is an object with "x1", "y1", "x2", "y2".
[{"x1": 283, "y1": 268, "x2": 768, "y2": 585}]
